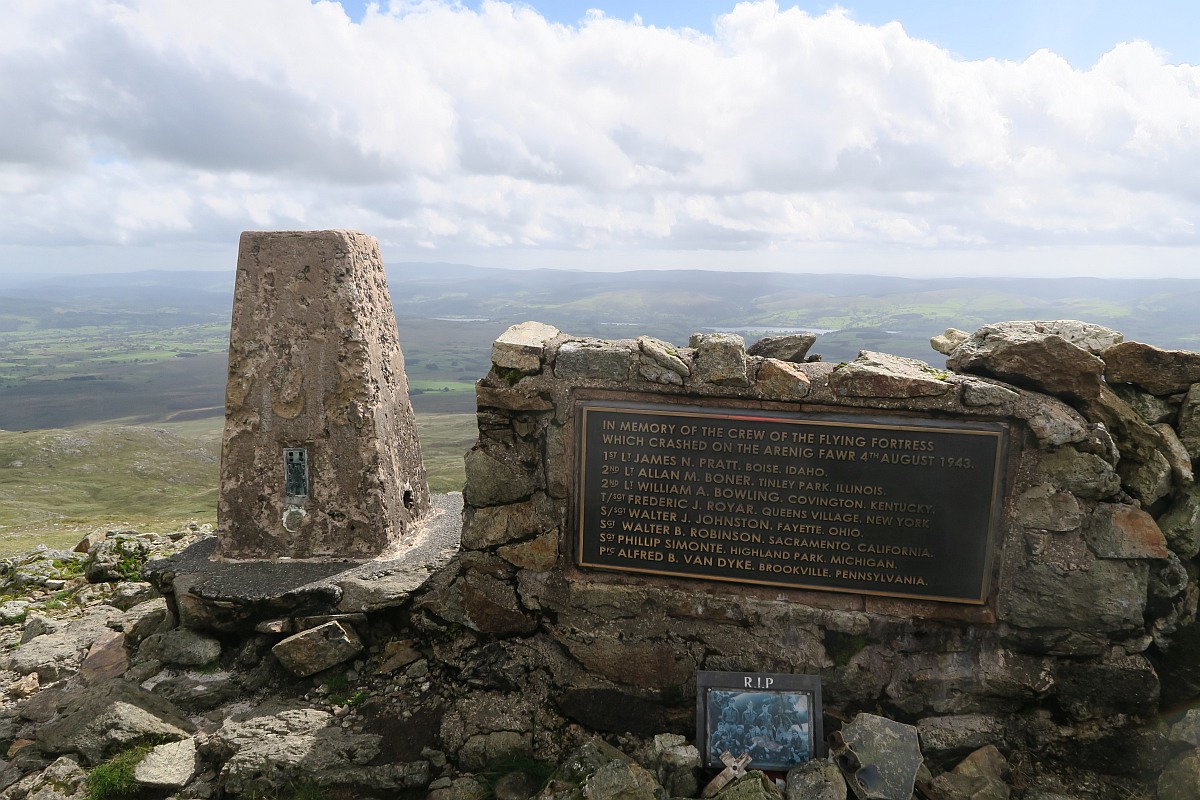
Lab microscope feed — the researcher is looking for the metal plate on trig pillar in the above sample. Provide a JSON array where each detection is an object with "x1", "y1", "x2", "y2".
[{"x1": 284, "y1": 448, "x2": 309, "y2": 500}]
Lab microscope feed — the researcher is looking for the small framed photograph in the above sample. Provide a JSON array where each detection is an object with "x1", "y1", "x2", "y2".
[{"x1": 696, "y1": 671, "x2": 823, "y2": 771}]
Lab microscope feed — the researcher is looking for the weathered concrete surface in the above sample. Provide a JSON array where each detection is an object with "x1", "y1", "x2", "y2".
[
  {"x1": 217, "y1": 230, "x2": 429, "y2": 560},
  {"x1": 147, "y1": 493, "x2": 462, "y2": 632}
]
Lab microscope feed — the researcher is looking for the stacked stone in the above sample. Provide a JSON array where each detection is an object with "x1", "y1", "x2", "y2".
[
  {"x1": 428, "y1": 318, "x2": 1199, "y2": 781},
  {"x1": 941, "y1": 323, "x2": 1199, "y2": 653}
]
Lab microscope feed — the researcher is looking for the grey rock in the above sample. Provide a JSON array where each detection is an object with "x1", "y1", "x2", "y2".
[
  {"x1": 462, "y1": 493, "x2": 554, "y2": 551},
  {"x1": 947, "y1": 322, "x2": 1108, "y2": 400},
  {"x1": 639, "y1": 734, "x2": 701, "y2": 798},
  {"x1": 999, "y1": 555, "x2": 1148, "y2": 632},
  {"x1": 78, "y1": 629, "x2": 129, "y2": 684},
  {"x1": 756, "y1": 359, "x2": 812, "y2": 400},
  {"x1": 115, "y1": 598, "x2": 170, "y2": 645},
  {"x1": 37, "y1": 679, "x2": 193, "y2": 766},
  {"x1": 638, "y1": 336, "x2": 691, "y2": 377},
  {"x1": 1178, "y1": 384, "x2": 1200, "y2": 459},
  {"x1": 885, "y1": 648, "x2": 1047, "y2": 717},
  {"x1": 7, "y1": 606, "x2": 120, "y2": 682},
  {"x1": 134, "y1": 738, "x2": 198, "y2": 788},
  {"x1": 149, "y1": 670, "x2": 241, "y2": 712},
  {"x1": 21, "y1": 615, "x2": 63, "y2": 643},
  {"x1": 928, "y1": 745, "x2": 1009, "y2": 800},
  {"x1": 1078, "y1": 422, "x2": 1120, "y2": 466},
  {"x1": 460, "y1": 731, "x2": 533, "y2": 773},
  {"x1": 440, "y1": 691, "x2": 536, "y2": 768},
  {"x1": 271, "y1": 621, "x2": 363, "y2": 677},
  {"x1": 1037, "y1": 448, "x2": 1121, "y2": 500},
  {"x1": 1157, "y1": 749, "x2": 1200, "y2": 800},
  {"x1": 1150, "y1": 552, "x2": 1190, "y2": 603},
  {"x1": 106, "y1": 581, "x2": 157, "y2": 611},
  {"x1": 1054, "y1": 652, "x2": 1160, "y2": 720},
  {"x1": 477, "y1": 384, "x2": 555, "y2": 412},
  {"x1": 429, "y1": 776, "x2": 490, "y2": 800},
  {"x1": 1102, "y1": 341, "x2": 1200, "y2": 395},
  {"x1": 837, "y1": 714, "x2": 921, "y2": 800},
  {"x1": 1021, "y1": 401, "x2": 1089, "y2": 449},
  {"x1": 0, "y1": 600, "x2": 30, "y2": 625},
  {"x1": 550, "y1": 737, "x2": 633, "y2": 789},
  {"x1": 12, "y1": 755, "x2": 87, "y2": 800},
  {"x1": 85, "y1": 536, "x2": 150, "y2": 583},
  {"x1": 690, "y1": 333, "x2": 749, "y2": 387},
  {"x1": 1085, "y1": 503, "x2": 1170, "y2": 560},
  {"x1": 459, "y1": 571, "x2": 537, "y2": 635},
  {"x1": 1156, "y1": 423, "x2": 1195, "y2": 485},
  {"x1": 584, "y1": 759, "x2": 666, "y2": 800},
  {"x1": 497, "y1": 530, "x2": 559, "y2": 571},
  {"x1": 492, "y1": 322, "x2": 560, "y2": 374},
  {"x1": 748, "y1": 334, "x2": 817, "y2": 363},
  {"x1": 829, "y1": 351, "x2": 953, "y2": 398},
  {"x1": 713, "y1": 772, "x2": 782, "y2": 800},
  {"x1": 1158, "y1": 484, "x2": 1200, "y2": 559},
  {"x1": 494, "y1": 770, "x2": 545, "y2": 800},
  {"x1": 930, "y1": 328, "x2": 970, "y2": 356},
  {"x1": 138, "y1": 628, "x2": 222, "y2": 667},
  {"x1": 555, "y1": 340, "x2": 632, "y2": 381},
  {"x1": 786, "y1": 760, "x2": 846, "y2": 800},
  {"x1": 916, "y1": 715, "x2": 1002, "y2": 762},
  {"x1": 1119, "y1": 447, "x2": 1173, "y2": 506},
  {"x1": 961, "y1": 379, "x2": 1018, "y2": 407},
  {"x1": 1168, "y1": 709, "x2": 1200, "y2": 747},
  {"x1": 1011, "y1": 484, "x2": 1081, "y2": 532},
  {"x1": 1024, "y1": 320, "x2": 1123, "y2": 352},
  {"x1": 639, "y1": 362, "x2": 684, "y2": 386},
  {"x1": 463, "y1": 448, "x2": 539, "y2": 506},
  {"x1": 1109, "y1": 383, "x2": 1176, "y2": 424},
  {"x1": 1079, "y1": 385, "x2": 1174, "y2": 505},
  {"x1": 208, "y1": 705, "x2": 425, "y2": 795}
]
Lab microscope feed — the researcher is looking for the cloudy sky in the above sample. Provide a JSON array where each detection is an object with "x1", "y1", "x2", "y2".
[{"x1": 2, "y1": 0, "x2": 1199, "y2": 278}]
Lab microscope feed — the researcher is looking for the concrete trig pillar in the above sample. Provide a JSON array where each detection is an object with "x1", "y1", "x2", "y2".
[{"x1": 216, "y1": 230, "x2": 429, "y2": 560}]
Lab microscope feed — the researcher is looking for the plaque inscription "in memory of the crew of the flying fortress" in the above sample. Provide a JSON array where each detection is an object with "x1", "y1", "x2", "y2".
[{"x1": 575, "y1": 402, "x2": 1008, "y2": 604}]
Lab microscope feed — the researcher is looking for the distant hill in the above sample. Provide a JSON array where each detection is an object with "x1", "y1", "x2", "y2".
[{"x1": 1, "y1": 263, "x2": 1199, "y2": 430}]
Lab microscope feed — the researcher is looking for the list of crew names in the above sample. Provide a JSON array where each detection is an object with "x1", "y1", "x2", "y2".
[{"x1": 576, "y1": 404, "x2": 1007, "y2": 604}]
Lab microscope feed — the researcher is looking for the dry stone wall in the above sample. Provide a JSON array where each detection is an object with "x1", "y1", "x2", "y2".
[{"x1": 429, "y1": 319, "x2": 1200, "y2": 776}]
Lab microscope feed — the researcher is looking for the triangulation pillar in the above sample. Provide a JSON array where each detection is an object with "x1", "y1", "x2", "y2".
[{"x1": 216, "y1": 230, "x2": 429, "y2": 560}]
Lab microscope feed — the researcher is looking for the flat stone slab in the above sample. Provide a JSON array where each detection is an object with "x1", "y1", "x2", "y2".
[
  {"x1": 492, "y1": 321, "x2": 560, "y2": 373},
  {"x1": 146, "y1": 493, "x2": 463, "y2": 631},
  {"x1": 135, "y1": 738, "x2": 198, "y2": 789}
]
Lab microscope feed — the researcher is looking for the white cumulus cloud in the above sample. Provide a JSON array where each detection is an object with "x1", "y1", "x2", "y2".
[{"x1": 0, "y1": 0, "x2": 1198, "y2": 275}]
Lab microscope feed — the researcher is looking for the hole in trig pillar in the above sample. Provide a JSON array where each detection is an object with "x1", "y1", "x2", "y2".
[{"x1": 284, "y1": 448, "x2": 309, "y2": 501}]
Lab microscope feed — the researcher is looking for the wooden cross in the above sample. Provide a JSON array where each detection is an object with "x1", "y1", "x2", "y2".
[{"x1": 701, "y1": 751, "x2": 753, "y2": 798}]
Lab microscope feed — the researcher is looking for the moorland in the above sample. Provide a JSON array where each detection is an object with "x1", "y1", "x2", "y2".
[{"x1": 1, "y1": 264, "x2": 1198, "y2": 553}]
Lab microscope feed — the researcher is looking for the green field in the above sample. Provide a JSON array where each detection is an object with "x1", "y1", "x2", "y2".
[{"x1": 0, "y1": 411, "x2": 474, "y2": 557}]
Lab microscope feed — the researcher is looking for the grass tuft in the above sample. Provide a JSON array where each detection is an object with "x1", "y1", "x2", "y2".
[{"x1": 86, "y1": 743, "x2": 154, "y2": 800}]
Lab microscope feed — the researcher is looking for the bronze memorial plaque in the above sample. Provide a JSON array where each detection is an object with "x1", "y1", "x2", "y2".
[{"x1": 575, "y1": 401, "x2": 1008, "y2": 604}]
